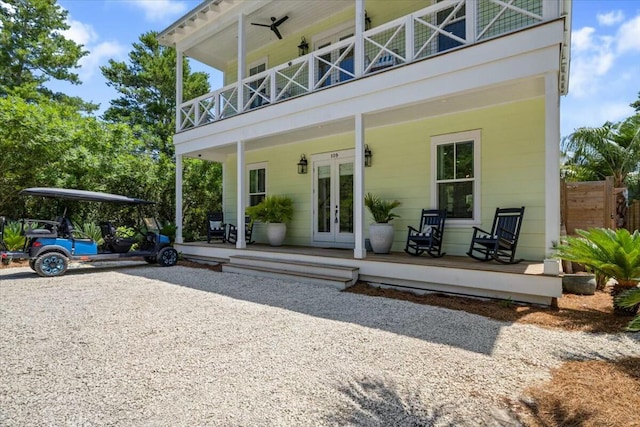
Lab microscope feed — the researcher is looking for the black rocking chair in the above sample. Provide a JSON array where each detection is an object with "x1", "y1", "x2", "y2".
[
  {"x1": 227, "y1": 215, "x2": 254, "y2": 245},
  {"x1": 467, "y1": 207, "x2": 525, "y2": 264},
  {"x1": 207, "y1": 212, "x2": 226, "y2": 243},
  {"x1": 404, "y1": 209, "x2": 447, "y2": 257}
]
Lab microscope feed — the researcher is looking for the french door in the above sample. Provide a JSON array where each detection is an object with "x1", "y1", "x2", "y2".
[{"x1": 312, "y1": 150, "x2": 354, "y2": 246}]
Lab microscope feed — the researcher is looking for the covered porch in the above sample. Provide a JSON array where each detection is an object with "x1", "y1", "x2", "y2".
[{"x1": 177, "y1": 241, "x2": 561, "y2": 305}]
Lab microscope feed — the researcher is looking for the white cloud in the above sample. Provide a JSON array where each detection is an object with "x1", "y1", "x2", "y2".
[
  {"x1": 62, "y1": 18, "x2": 98, "y2": 46},
  {"x1": 78, "y1": 41, "x2": 127, "y2": 81},
  {"x1": 568, "y1": 29, "x2": 615, "y2": 98},
  {"x1": 597, "y1": 10, "x2": 624, "y2": 26},
  {"x1": 617, "y1": 15, "x2": 640, "y2": 53},
  {"x1": 572, "y1": 27, "x2": 595, "y2": 52},
  {"x1": 128, "y1": 0, "x2": 189, "y2": 23}
]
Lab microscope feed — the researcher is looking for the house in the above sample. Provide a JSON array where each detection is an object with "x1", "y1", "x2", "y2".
[{"x1": 157, "y1": 0, "x2": 572, "y2": 305}]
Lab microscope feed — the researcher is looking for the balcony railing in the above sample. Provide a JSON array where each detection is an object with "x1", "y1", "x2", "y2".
[{"x1": 178, "y1": 0, "x2": 548, "y2": 132}]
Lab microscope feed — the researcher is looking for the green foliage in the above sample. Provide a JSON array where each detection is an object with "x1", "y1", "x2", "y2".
[
  {"x1": 72, "y1": 222, "x2": 104, "y2": 245},
  {"x1": 0, "y1": 0, "x2": 92, "y2": 109},
  {"x1": 561, "y1": 115, "x2": 640, "y2": 189},
  {"x1": 632, "y1": 92, "x2": 640, "y2": 113},
  {"x1": 615, "y1": 288, "x2": 640, "y2": 331},
  {"x1": 555, "y1": 228, "x2": 640, "y2": 287},
  {"x1": 116, "y1": 226, "x2": 138, "y2": 239},
  {"x1": 3, "y1": 221, "x2": 26, "y2": 251},
  {"x1": 246, "y1": 195, "x2": 294, "y2": 224},
  {"x1": 160, "y1": 222, "x2": 177, "y2": 243},
  {"x1": 364, "y1": 193, "x2": 401, "y2": 223}
]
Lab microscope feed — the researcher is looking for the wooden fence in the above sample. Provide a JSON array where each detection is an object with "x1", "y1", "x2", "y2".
[
  {"x1": 561, "y1": 177, "x2": 619, "y2": 235},
  {"x1": 627, "y1": 200, "x2": 640, "y2": 232}
]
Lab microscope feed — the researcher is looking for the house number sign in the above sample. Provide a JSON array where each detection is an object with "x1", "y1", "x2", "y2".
[{"x1": 331, "y1": 153, "x2": 339, "y2": 158}]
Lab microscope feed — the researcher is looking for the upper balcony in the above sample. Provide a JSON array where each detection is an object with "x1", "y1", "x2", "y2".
[{"x1": 159, "y1": 0, "x2": 571, "y2": 133}]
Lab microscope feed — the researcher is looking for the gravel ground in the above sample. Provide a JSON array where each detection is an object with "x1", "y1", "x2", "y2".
[{"x1": 1, "y1": 263, "x2": 639, "y2": 426}]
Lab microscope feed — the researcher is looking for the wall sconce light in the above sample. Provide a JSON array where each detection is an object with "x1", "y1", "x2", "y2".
[
  {"x1": 364, "y1": 144, "x2": 372, "y2": 167},
  {"x1": 365, "y1": 11, "x2": 372, "y2": 30},
  {"x1": 297, "y1": 154, "x2": 308, "y2": 174},
  {"x1": 297, "y1": 37, "x2": 309, "y2": 56}
]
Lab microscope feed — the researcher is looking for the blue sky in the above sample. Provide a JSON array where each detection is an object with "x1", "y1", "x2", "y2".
[{"x1": 52, "y1": 0, "x2": 640, "y2": 138}]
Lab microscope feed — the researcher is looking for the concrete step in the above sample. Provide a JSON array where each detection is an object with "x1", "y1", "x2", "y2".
[{"x1": 227, "y1": 255, "x2": 358, "y2": 283}]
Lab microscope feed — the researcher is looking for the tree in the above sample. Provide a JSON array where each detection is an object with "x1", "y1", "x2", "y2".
[
  {"x1": 632, "y1": 92, "x2": 639, "y2": 113},
  {"x1": 562, "y1": 116, "x2": 640, "y2": 189},
  {"x1": 101, "y1": 31, "x2": 209, "y2": 157},
  {"x1": 101, "y1": 31, "x2": 222, "y2": 239},
  {"x1": 0, "y1": 0, "x2": 94, "y2": 111}
]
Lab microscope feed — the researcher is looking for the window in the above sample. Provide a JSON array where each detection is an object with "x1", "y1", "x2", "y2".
[
  {"x1": 248, "y1": 162, "x2": 267, "y2": 206},
  {"x1": 431, "y1": 130, "x2": 480, "y2": 224}
]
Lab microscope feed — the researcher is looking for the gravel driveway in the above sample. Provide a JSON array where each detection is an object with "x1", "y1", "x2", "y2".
[{"x1": 1, "y1": 263, "x2": 639, "y2": 426}]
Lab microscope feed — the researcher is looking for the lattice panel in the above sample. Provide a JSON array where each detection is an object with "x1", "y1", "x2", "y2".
[
  {"x1": 275, "y1": 62, "x2": 309, "y2": 99},
  {"x1": 477, "y1": 0, "x2": 542, "y2": 40}
]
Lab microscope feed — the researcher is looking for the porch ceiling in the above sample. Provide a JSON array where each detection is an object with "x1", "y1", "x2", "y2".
[
  {"x1": 160, "y1": 0, "x2": 354, "y2": 70},
  {"x1": 185, "y1": 76, "x2": 545, "y2": 161}
]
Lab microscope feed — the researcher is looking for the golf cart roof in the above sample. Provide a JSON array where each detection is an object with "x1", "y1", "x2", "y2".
[{"x1": 20, "y1": 188, "x2": 155, "y2": 205}]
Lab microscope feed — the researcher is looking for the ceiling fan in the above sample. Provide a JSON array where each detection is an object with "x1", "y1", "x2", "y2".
[{"x1": 251, "y1": 16, "x2": 289, "y2": 40}]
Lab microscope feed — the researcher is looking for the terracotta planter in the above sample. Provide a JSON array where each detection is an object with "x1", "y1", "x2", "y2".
[{"x1": 369, "y1": 223, "x2": 394, "y2": 254}]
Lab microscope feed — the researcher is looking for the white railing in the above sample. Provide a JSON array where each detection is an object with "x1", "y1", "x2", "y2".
[{"x1": 177, "y1": 0, "x2": 547, "y2": 131}]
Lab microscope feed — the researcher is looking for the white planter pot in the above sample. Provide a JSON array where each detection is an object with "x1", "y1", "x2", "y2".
[
  {"x1": 369, "y1": 223, "x2": 395, "y2": 254},
  {"x1": 266, "y1": 223, "x2": 287, "y2": 246}
]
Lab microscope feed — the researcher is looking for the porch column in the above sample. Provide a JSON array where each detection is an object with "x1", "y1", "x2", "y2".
[
  {"x1": 465, "y1": 0, "x2": 477, "y2": 44},
  {"x1": 237, "y1": 13, "x2": 246, "y2": 113},
  {"x1": 354, "y1": 0, "x2": 365, "y2": 78},
  {"x1": 175, "y1": 48, "x2": 184, "y2": 132},
  {"x1": 175, "y1": 153, "x2": 184, "y2": 244},
  {"x1": 544, "y1": 71, "x2": 560, "y2": 272},
  {"x1": 354, "y1": 113, "x2": 366, "y2": 259},
  {"x1": 236, "y1": 141, "x2": 246, "y2": 248}
]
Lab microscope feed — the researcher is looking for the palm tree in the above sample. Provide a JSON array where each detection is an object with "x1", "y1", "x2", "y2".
[{"x1": 562, "y1": 115, "x2": 640, "y2": 188}]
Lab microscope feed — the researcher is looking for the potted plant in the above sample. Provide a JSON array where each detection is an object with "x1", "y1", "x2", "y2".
[
  {"x1": 364, "y1": 192, "x2": 401, "y2": 254},
  {"x1": 555, "y1": 228, "x2": 640, "y2": 315},
  {"x1": 246, "y1": 195, "x2": 294, "y2": 246}
]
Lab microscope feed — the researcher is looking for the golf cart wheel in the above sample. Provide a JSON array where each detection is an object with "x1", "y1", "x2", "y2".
[
  {"x1": 34, "y1": 252, "x2": 69, "y2": 277},
  {"x1": 157, "y1": 247, "x2": 178, "y2": 267},
  {"x1": 143, "y1": 256, "x2": 157, "y2": 264},
  {"x1": 29, "y1": 259, "x2": 36, "y2": 271}
]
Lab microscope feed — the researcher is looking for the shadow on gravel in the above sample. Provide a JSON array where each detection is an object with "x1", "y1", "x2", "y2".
[
  {"x1": 323, "y1": 377, "x2": 461, "y2": 426},
  {"x1": 123, "y1": 266, "x2": 506, "y2": 355},
  {"x1": 0, "y1": 261, "x2": 150, "y2": 281}
]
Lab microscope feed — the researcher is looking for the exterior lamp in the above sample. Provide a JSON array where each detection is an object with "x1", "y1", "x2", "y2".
[
  {"x1": 297, "y1": 154, "x2": 308, "y2": 174},
  {"x1": 297, "y1": 37, "x2": 309, "y2": 56},
  {"x1": 365, "y1": 11, "x2": 372, "y2": 30},
  {"x1": 364, "y1": 144, "x2": 372, "y2": 167}
]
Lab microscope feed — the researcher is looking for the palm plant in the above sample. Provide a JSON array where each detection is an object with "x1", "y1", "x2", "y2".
[
  {"x1": 245, "y1": 195, "x2": 294, "y2": 223},
  {"x1": 364, "y1": 193, "x2": 401, "y2": 223},
  {"x1": 73, "y1": 222, "x2": 104, "y2": 245},
  {"x1": 562, "y1": 115, "x2": 640, "y2": 188},
  {"x1": 3, "y1": 221, "x2": 26, "y2": 251},
  {"x1": 555, "y1": 228, "x2": 640, "y2": 314},
  {"x1": 616, "y1": 289, "x2": 640, "y2": 331}
]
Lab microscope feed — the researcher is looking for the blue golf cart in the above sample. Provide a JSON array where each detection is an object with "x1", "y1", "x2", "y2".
[{"x1": 0, "y1": 188, "x2": 178, "y2": 277}]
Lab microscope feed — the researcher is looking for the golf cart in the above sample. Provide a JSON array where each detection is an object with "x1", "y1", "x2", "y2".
[{"x1": 0, "y1": 187, "x2": 178, "y2": 277}]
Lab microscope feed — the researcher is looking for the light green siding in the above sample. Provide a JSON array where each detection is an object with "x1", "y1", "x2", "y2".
[{"x1": 223, "y1": 97, "x2": 547, "y2": 260}]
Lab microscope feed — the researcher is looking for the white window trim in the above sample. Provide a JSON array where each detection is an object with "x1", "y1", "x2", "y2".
[
  {"x1": 247, "y1": 57, "x2": 268, "y2": 76},
  {"x1": 247, "y1": 161, "x2": 267, "y2": 206},
  {"x1": 430, "y1": 129, "x2": 481, "y2": 227}
]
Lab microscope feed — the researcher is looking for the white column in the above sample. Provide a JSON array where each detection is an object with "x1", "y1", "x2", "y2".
[
  {"x1": 465, "y1": 0, "x2": 477, "y2": 44},
  {"x1": 175, "y1": 153, "x2": 184, "y2": 244},
  {"x1": 236, "y1": 141, "x2": 246, "y2": 248},
  {"x1": 354, "y1": 0, "x2": 365, "y2": 78},
  {"x1": 354, "y1": 114, "x2": 366, "y2": 259},
  {"x1": 237, "y1": 14, "x2": 246, "y2": 113},
  {"x1": 544, "y1": 71, "x2": 560, "y2": 273},
  {"x1": 175, "y1": 48, "x2": 184, "y2": 132}
]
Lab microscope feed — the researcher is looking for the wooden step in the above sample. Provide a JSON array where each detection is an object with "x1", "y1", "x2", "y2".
[{"x1": 227, "y1": 255, "x2": 358, "y2": 283}]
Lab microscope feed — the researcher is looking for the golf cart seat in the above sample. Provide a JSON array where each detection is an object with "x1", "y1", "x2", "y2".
[{"x1": 100, "y1": 221, "x2": 135, "y2": 253}]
